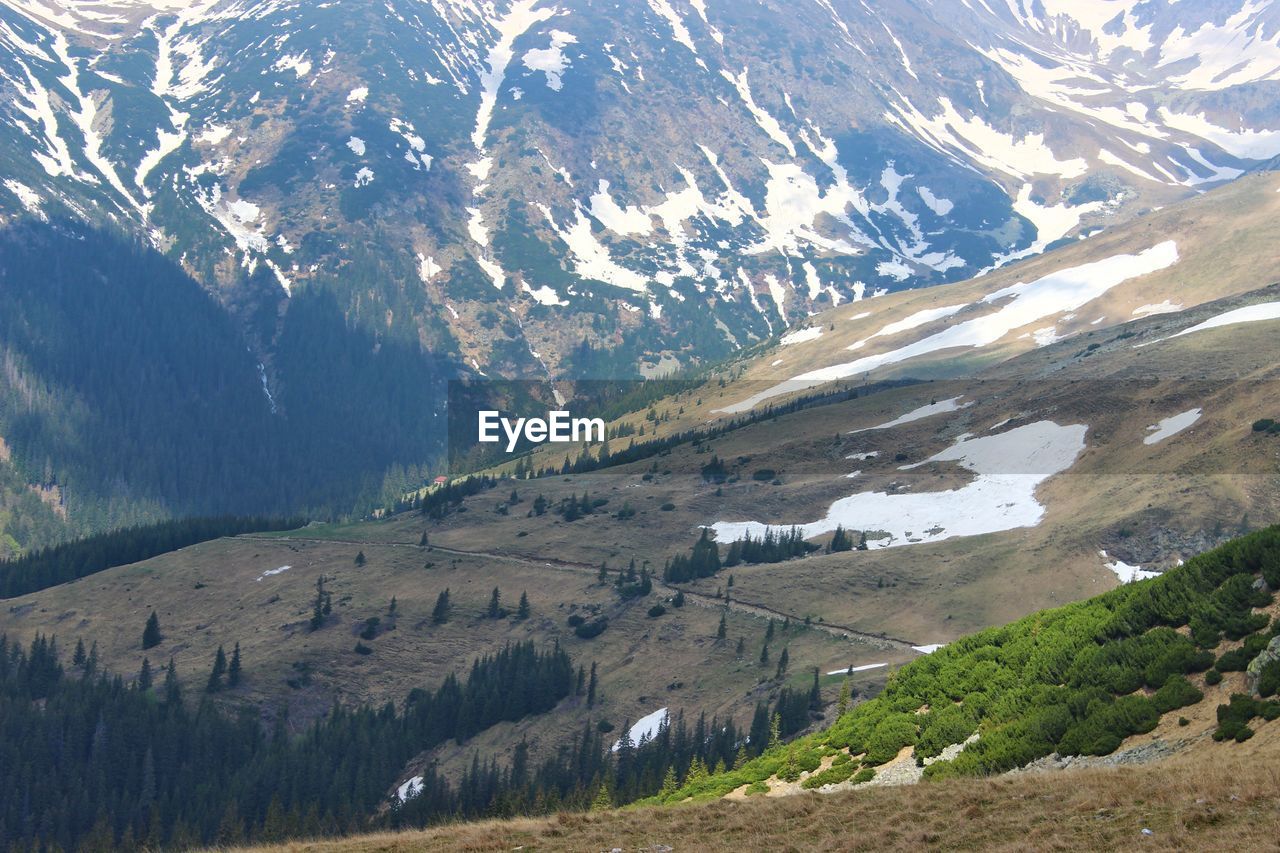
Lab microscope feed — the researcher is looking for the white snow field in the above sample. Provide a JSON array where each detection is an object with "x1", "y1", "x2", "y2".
[
  {"x1": 715, "y1": 243, "x2": 1179, "y2": 414},
  {"x1": 1100, "y1": 551, "x2": 1161, "y2": 584},
  {"x1": 826, "y1": 663, "x2": 888, "y2": 676},
  {"x1": 779, "y1": 326, "x2": 824, "y2": 346},
  {"x1": 1170, "y1": 302, "x2": 1280, "y2": 339},
  {"x1": 849, "y1": 397, "x2": 970, "y2": 434},
  {"x1": 711, "y1": 421, "x2": 1087, "y2": 548},
  {"x1": 612, "y1": 708, "x2": 668, "y2": 751},
  {"x1": 912, "y1": 644, "x2": 947, "y2": 654},
  {"x1": 396, "y1": 776, "x2": 424, "y2": 802},
  {"x1": 1143, "y1": 408, "x2": 1201, "y2": 445}
]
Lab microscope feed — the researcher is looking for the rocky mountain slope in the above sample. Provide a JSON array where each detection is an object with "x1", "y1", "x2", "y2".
[{"x1": 3, "y1": 0, "x2": 1280, "y2": 380}]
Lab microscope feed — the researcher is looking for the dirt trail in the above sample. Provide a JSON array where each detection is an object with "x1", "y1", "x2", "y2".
[{"x1": 238, "y1": 534, "x2": 920, "y2": 652}]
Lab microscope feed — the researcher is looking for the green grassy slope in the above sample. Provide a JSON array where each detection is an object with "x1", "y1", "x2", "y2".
[{"x1": 649, "y1": 526, "x2": 1280, "y2": 803}]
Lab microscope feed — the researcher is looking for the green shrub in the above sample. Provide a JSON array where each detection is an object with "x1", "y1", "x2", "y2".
[
  {"x1": 800, "y1": 761, "x2": 857, "y2": 789},
  {"x1": 1205, "y1": 669, "x2": 1223, "y2": 685},
  {"x1": 1259, "y1": 660, "x2": 1280, "y2": 698},
  {"x1": 852, "y1": 767, "x2": 875, "y2": 784},
  {"x1": 1152, "y1": 675, "x2": 1204, "y2": 714},
  {"x1": 865, "y1": 714, "x2": 919, "y2": 765}
]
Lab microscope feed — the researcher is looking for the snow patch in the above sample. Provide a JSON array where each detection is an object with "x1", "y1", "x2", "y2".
[
  {"x1": 1143, "y1": 408, "x2": 1201, "y2": 445},
  {"x1": 1100, "y1": 551, "x2": 1160, "y2": 584},
  {"x1": 1132, "y1": 301, "x2": 1183, "y2": 317},
  {"x1": 850, "y1": 397, "x2": 970, "y2": 434},
  {"x1": 712, "y1": 421, "x2": 1088, "y2": 549},
  {"x1": 254, "y1": 565, "x2": 291, "y2": 582},
  {"x1": 522, "y1": 30, "x2": 577, "y2": 91},
  {"x1": 1170, "y1": 302, "x2": 1280, "y2": 339},
  {"x1": 717, "y1": 243, "x2": 1178, "y2": 413},
  {"x1": 780, "y1": 326, "x2": 823, "y2": 346},
  {"x1": 613, "y1": 707, "x2": 668, "y2": 750},
  {"x1": 826, "y1": 663, "x2": 888, "y2": 676}
]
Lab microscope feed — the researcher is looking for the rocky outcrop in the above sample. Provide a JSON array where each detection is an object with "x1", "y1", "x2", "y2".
[{"x1": 1246, "y1": 636, "x2": 1280, "y2": 696}]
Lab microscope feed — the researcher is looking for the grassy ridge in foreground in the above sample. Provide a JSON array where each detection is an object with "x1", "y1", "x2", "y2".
[
  {"x1": 646, "y1": 526, "x2": 1280, "y2": 804},
  {"x1": 230, "y1": 754, "x2": 1280, "y2": 852}
]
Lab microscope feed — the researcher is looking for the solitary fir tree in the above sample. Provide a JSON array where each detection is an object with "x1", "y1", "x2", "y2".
[
  {"x1": 206, "y1": 645, "x2": 227, "y2": 693},
  {"x1": 432, "y1": 589, "x2": 451, "y2": 623},
  {"x1": 760, "y1": 643, "x2": 770, "y2": 666},
  {"x1": 138, "y1": 657, "x2": 153, "y2": 691},
  {"x1": 716, "y1": 612, "x2": 727, "y2": 640},
  {"x1": 775, "y1": 647, "x2": 790, "y2": 679},
  {"x1": 228, "y1": 643, "x2": 242, "y2": 688},
  {"x1": 309, "y1": 576, "x2": 328, "y2": 631},
  {"x1": 142, "y1": 610, "x2": 162, "y2": 649},
  {"x1": 163, "y1": 657, "x2": 181, "y2": 704},
  {"x1": 517, "y1": 591, "x2": 530, "y2": 620},
  {"x1": 488, "y1": 587, "x2": 502, "y2": 618},
  {"x1": 587, "y1": 661, "x2": 598, "y2": 707},
  {"x1": 837, "y1": 678, "x2": 852, "y2": 716},
  {"x1": 354, "y1": 550, "x2": 366, "y2": 567},
  {"x1": 73, "y1": 638, "x2": 86, "y2": 667}
]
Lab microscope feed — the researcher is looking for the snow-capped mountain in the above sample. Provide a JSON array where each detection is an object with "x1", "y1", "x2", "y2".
[{"x1": 2, "y1": 0, "x2": 1279, "y2": 378}]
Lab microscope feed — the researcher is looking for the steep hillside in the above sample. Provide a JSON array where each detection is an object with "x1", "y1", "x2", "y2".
[{"x1": 215, "y1": 526, "x2": 1280, "y2": 851}]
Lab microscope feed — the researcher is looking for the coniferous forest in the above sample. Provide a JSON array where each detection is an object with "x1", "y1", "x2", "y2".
[
  {"x1": 0, "y1": 223, "x2": 450, "y2": 552},
  {"x1": 0, "y1": 634, "x2": 798, "y2": 850}
]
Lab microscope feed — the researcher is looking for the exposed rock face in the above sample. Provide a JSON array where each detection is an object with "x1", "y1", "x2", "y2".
[{"x1": 1246, "y1": 636, "x2": 1280, "y2": 696}]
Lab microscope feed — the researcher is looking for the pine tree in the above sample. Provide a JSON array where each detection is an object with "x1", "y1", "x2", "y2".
[
  {"x1": 770, "y1": 712, "x2": 782, "y2": 747},
  {"x1": 716, "y1": 612, "x2": 727, "y2": 640},
  {"x1": 228, "y1": 643, "x2": 242, "y2": 688},
  {"x1": 73, "y1": 638, "x2": 86, "y2": 667},
  {"x1": 163, "y1": 657, "x2": 180, "y2": 705},
  {"x1": 809, "y1": 666, "x2": 821, "y2": 710},
  {"x1": 587, "y1": 661, "x2": 598, "y2": 708},
  {"x1": 488, "y1": 587, "x2": 502, "y2": 618},
  {"x1": 590, "y1": 783, "x2": 612, "y2": 811},
  {"x1": 598, "y1": 561, "x2": 609, "y2": 582},
  {"x1": 354, "y1": 550, "x2": 366, "y2": 566},
  {"x1": 206, "y1": 645, "x2": 227, "y2": 693},
  {"x1": 137, "y1": 657, "x2": 153, "y2": 691},
  {"x1": 142, "y1": 610, "x2": 162, "y2": 649},
  {"x1": 775, "y1": 647, "x2": 789, "y2": 679},
  {"x1": 672, "y1": 590, "x2": 685, "y2": 608},
  {"x1": 419, "y1": 531, "x2": 429, "y2": 547},
  {"x1": 310, "y1": 576, "x2": 328, "y2": 631},
  {"x1": 432, "y1": 589, "x2": 451, "y2": 623},
  {"x1": 765, "y1": 619, "x2": 775, "y2": 643},
  {"x1": 837, "y1": 678, "x2": 851, "y2": 716},
  {"x1": 389, "y1": 596, "x2": 398, "y2": 615},
  {"x1": 517, "y1": 591, "x2": 530, "y2": 620},
  {"x1": 760, "y1": 643, "x2": 770, "y2": 666},
  {"x1": 86, "y1": 640, "x2": 99, "y2": 675},
  {"x1": 659, "y1": 765, "x2": 678, "y2": 795},
  {"x1": 735, "y1": 636, "x2": 745, "y2": 657}
]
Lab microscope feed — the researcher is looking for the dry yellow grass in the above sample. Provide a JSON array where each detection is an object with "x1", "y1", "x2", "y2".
[{"x1": 226, "y1": 741, "x2": 1280, "y2": 852}]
